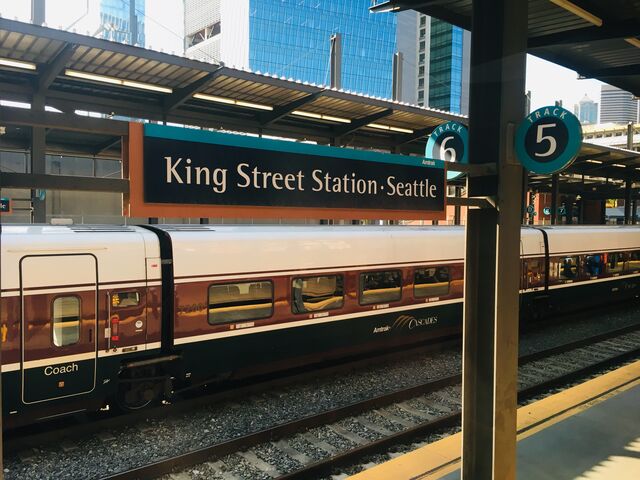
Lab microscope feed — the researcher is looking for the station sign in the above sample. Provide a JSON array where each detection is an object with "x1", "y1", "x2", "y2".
[
  {"x1": 425, "y1": 121, "x2": 468, "y2": 180},
  {"x1": 127, "y1": 123, "x2": 446, "y2": 220},
  {"x1": 0, "y1": 197, "x2": 11, "y2": 214},
  {"x1": 515, "y1": 106, "x2": 582, "y2": 175}
]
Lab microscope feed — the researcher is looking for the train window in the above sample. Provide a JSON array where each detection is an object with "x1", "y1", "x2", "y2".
[
  {"x1": 52, "y1": 296, "x2": 80, "y2": 347},
  {"x1": 208, "y1": 281, "x2": 273, "y2": 324},
  {"x1": 627, "y1": 251, "x2": 640, "y2": 272},
  {"x1": 558, "y1": 256, "x2": 579, "y2": 281},
  {"x1": 111, "y1": 291, "x2": 140, "y2": 308},
  {"x1": 360, "y1": 270, "x2": 402, "y2": 305},
  {"x1": 292, "y1": 275, "x2": 344, "y2": 314},
  {"x1": 414, "y1": 267, "x2": 449, "y2": 298},
  {"x1": 606, "y1": 252, "x2": 626, "y2": 274},
  {"x1": 584, "y1": 254, "x2": 604, "y2": 277},
  {"x1": 525, "y1": 259, "x2": 545, "y2": 288}
]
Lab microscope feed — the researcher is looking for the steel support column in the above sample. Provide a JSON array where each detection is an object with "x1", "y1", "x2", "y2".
[
  {"x1": 624, "y1": 179, "x2": 632, "y2": 224},
  {"x1": 633, "y1": 199, "x2": 638, "y2": 225},
  {"x1": 550, "y1": 173, "x2": 559, "y2": 225},
  {"x1": 462, "y1": 1, "x2": 526, "y2": 480},
  {"x1": 31, "y1": 94, "x2": 47, "y2": 223}
]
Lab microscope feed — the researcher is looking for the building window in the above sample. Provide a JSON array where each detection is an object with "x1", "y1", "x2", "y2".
[
  {"x1": 208, "y1": 281, "x2": 273, "y2": 324},
  {"x1": 52, "y1": 296, "x2": 81, "y2": 347},
  {"x1": 360, "y1": 271, "x2": 402, "y2": 305},
  {"x1": 414, "y1": 267, "x2": 450, "y2": 298},
  {"x1": 292, "y1": 275, "x2": 344, "y2": 313}
]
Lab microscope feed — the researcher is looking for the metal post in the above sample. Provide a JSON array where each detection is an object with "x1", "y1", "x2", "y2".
[
  {"x1": 462, "y1": 1, "x2": 526, "y2": 480},
  {"x1": 31, "y1": 93, "x2": 47, "y2": 223},
  {"x1": 628, "y1": 122, "x2": 634, "y2": 150},
  {"x1": 550, "y1": 173, "x2": 559, "y2": 225},
  {"x1": 454, "y1": 186, "x2": 462, "y2": 225},
  {"x1": 330, "y1": 33, "x2": 342, "y2": 90},
  {"x1": 632, "y1": 199, "x2": 637, "y2": 225},
  {"x1": 624, "y1": 178, "x2": 632, "y2": 224},
  {"x1": 566, "y1": 197, "x2": 574, "y2": 225},
  {"x1": 31, "y1": 0, "x2": 45, "y2": 25},
  {"x1": 392, "y1": 52, "x2": 403, "y2": 101},
  {"x1": 129, "y1": 0, "x2": 138, "y2": 46}
]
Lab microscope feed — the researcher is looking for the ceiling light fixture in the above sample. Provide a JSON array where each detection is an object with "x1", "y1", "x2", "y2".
[
  {"x1": 612, "y1": 163, "x2": 626, "y2": 168},
  {"x1": 291, "y1": 110, "x2": 351, "y2": 123},
  {"x1": 0, "y1": 57, "x2": 37, "y2": 70},
  {"x1": 625, "y1": 37, "x2": 640, "y2": 49},
  {"x1": 194, "y1": 93, "x2": 273, "y2": 111},
  {"x1": 368, "y1": 123, "x2": 414, "y2": 134},
  {"x1": 65, "y1": 69, "x2": 172, "y2": 93},
  {"x1": 549, "y1": 0, "x2": 603, "y2": 27},
  {"x1": 585, "y1": 159, "x2": 603, "y2": 164}
]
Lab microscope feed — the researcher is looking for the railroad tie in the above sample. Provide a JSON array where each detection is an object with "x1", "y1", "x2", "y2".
[
  {"x1": 327, "y1": 424, "x2": 369, "y2": 446},
  {"x1": 271, "y1": 440, "x2": 313, "y2": 465},
  {"x1": 300, "y1": 432, "x2": 339, "y2": 454},
  {"x1": 372, "y1": 408, "x2": 416, "y2": 428},
  {"x1": 236, "y1": 451, "x2": 281, "y2": 478},
  {"x1": 353, "y1": 416, "x2": 395, "y2": 436},
  {"x1": 206, "y1": 461, "x2": 244, "y2": 480}
]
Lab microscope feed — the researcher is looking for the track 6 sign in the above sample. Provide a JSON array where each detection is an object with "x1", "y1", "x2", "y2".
[{"x1": 515, "y1": 106, "x2": 582, "y2": 174}]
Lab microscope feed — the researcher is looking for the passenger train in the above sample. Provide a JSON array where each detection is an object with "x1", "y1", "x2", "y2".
[{"x1": 1, "y1": 224, "x2": 639, "y2": 427}]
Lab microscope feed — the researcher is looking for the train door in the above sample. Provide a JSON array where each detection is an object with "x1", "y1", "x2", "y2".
[{"x1": 20, "y1": 254, "x2": 98, "y2": 404}]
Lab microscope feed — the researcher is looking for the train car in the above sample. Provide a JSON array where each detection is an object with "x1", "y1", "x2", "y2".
[{"x1": 1, "y1": 224, "x2": 639, "y2": 427}]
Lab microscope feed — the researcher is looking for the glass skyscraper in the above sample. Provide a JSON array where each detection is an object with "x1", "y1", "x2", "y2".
[
  {"x1": 100, "y1": 0, "x2": 145, "y2": 46},
  {"x1": 427, "y1": 18, "x2": 464, "y2": 113},
  {"x1": 185, "y1": 0, "x2": 397, "y2": 99}
]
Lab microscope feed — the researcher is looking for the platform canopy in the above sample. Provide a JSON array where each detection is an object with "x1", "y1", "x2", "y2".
[
  {"x1": 371, "y1": 1, "x2": 640, "y2": 96},
  {"x1": 0, "y1": 17, "x2": 464, "y2": 157},
  {"x1": 372, "y1": 0, "x2": 640, "y2": 184}
]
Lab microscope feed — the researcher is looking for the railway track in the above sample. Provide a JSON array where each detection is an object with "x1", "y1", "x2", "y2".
[{"x1": 98, "y1": 324, "x2": 640, "y2": 480}]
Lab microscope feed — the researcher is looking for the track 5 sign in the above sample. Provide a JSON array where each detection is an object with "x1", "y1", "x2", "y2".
[
  {"x1": 515, "y1": 106, "x2": 582, "y2": 174},
  {"x1": 127, "y1": 123, "x2": 446, "y2": 220}
]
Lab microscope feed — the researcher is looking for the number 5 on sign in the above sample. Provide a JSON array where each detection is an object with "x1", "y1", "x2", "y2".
[
  {"x1": 534, "y1": 123, "x2": 557, "y2": 157},
  {"x1": 515, "y1": 106, "x2": 582, "y2": 175}
]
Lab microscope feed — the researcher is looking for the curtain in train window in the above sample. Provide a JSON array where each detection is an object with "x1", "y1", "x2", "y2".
[
  {"x1": 606, "y1": 252, "x2": 626, "y2": 274},
  {"x1": 557, "y1": 256, "x2": 580, "y2": 280},
  {"x1": 208, "y1": 281, "x2": 273, "y2": 324},
  {"x1": 52, "y1": 296, "x2": 81, "y2": 347},
  {"x1": 525, "y1": 259, "x2": 545, "y2": 288},
  {"x1": 360, "y1": 270, "x2": 402, "y2": 305},
  {"x1": 627, "y1": 251, "x2": 640, "y2": 272},
  {"x1": 414, "y1": 266, "x2": 450, "y2": 297},
  {"x1": 292, "y1": 275, "x2": 344, "y2": 314}
]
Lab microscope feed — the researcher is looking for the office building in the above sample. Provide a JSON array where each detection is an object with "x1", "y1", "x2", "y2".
[
  {"x1": 574, "y1": 93, "x2": 598, "y2": 124},
  {"x1": 600, "y1": 85, "x2": 639, "y2": 124},
  {"x1": 393, "y1": 12, "x2": 470, "y2": 114},
  {"x1": 185, "y1": 0, "x2": 397, "y2": 99}
]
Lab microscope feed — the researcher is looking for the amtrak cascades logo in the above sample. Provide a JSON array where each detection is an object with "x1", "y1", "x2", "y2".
[
  {"x1": 393, "y1": 314, "x2": 438, "y2": 330},
  {"x1": 373, "y1": 314, "x2": 439, "y2": 333}
]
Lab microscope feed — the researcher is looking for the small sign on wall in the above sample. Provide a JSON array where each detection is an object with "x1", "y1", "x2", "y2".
[
  {"x1": 0, "y1": 197, "x2": 11, "y2": 214},
  {"x1": 127, "y1": 123, "x2": 447, "y2": 220}
]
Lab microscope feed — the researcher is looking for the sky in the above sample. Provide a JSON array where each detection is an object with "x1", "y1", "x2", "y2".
[{"x1": 0, "y1": 1, "x2": 607, "y2": 114}]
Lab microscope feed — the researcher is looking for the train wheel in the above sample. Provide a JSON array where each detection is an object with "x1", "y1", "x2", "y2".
[{"x1": 115, "y1": 367, "x2": 163, "y2": 411}]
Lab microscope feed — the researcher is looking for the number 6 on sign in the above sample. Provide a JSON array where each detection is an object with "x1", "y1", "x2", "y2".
[
  {"x1": 534, "y1": 123, "x2": 557, "y2": 157},
  {"x1": 439, "y1": 136, "x2": 456, "y2": 162}
]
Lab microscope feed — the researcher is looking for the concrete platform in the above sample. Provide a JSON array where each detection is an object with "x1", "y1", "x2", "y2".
[{"x1": 348, "y1": 360, "x2": 640, "y2": 480}]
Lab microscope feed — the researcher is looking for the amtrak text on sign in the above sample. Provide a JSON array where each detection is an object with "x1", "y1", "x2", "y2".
[{"x1": 128, "y1": 124, "x2": 446, "y2": 220}]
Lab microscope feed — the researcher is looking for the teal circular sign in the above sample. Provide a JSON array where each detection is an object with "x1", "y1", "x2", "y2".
[
  {"x1": 515, "y1": 106, "x2": 582, "y2": 175},
  {"x1": 425, "y1": 121, "x2": 468, "y2": 181}
]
